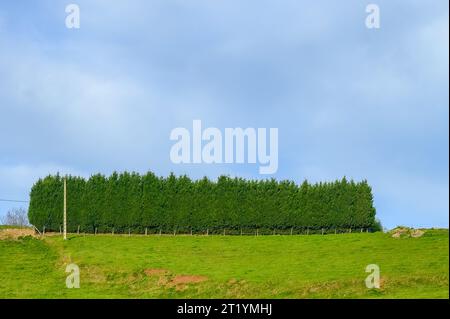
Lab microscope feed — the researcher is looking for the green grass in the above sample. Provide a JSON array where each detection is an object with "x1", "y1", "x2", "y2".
[{"x1": 0, "y1": 230, "x2": 448, "y2": 298}]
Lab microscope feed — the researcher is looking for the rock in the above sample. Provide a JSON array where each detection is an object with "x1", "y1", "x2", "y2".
[
  {"x1": 391, "y1": 232, "x2": 401, "y2": 238},
  {"x1": 411, "y1": 229, "x2": 425, "y2": 238},
  {"x1": 389, "y1": 226, "x2": 425, "y2": 238}
]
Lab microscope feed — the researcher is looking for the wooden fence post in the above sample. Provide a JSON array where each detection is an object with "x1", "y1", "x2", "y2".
[
  {"x1": 291, "y1": 227, "x2": 293, "y2": 235},
  {"x1": 145, "y1": 228, "x2": 148, "y2": 236}
]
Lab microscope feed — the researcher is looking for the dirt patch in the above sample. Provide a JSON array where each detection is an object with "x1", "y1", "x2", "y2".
[
  {"x1": 0, "y1": 228, "x2": 37, "y2": 240},
  {"x1": 161, "y1": 274, "x2": 209, "y2": 291},
  {"x1": 144, "y1": 269, "x2": 170, "y2": 276},
  {"x1": 143, "y1": 268, "x2": 207, "y2": 291}
]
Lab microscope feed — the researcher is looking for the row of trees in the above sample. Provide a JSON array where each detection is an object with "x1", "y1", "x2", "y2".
[{"x1": 28, "y1": 172, "x2": 380, "y2": 234}]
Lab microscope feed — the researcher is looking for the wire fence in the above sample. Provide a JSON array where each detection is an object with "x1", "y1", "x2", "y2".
[{"x1": 36, "y1": 225, "x2": 375, "y2": 236}]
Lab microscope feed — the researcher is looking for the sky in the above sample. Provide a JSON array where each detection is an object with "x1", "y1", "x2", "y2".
[{"x1": 0, "y1": 0, "x2": 448, "y2": 229}]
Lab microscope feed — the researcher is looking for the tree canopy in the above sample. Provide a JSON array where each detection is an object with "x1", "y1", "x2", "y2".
[{"x1": 28, "y1": 172, "x2": 379, "y2": 234}]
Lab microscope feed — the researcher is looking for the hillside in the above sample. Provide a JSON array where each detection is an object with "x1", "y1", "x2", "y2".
[{"x1": 0, "y1": 229, "x2": 448, "y2": 298}]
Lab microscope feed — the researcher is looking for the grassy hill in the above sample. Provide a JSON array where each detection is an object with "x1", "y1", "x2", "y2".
[{"x1": 0, "y1": 229, "x2": 448, "y2": 298}]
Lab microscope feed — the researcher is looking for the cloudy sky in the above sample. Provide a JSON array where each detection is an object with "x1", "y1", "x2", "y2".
[{"x1": 0, "y1": 0, "x2": 448, "y2": 228}]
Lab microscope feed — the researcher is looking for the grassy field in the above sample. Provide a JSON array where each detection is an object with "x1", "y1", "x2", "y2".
[{"x1": 0, "y1": 229, "x2": 448, "y2": 298}]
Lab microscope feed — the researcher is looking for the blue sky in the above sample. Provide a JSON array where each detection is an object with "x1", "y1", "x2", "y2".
[{"x1": 0, "y1": 0, "x2": 448, "y2": 228}]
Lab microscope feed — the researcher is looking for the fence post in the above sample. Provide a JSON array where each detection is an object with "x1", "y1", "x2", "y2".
[
  {"x1": 145, "y1": 228, "x2": 148, "y2": 236},
  {"x1": 77, "y1": 225, "x2": 80, "y2": 234},
  {"x1": 322, "y1": 228, "x2": 324, "y2": 235},
  {"x1": 223, "y1": 228, "x2": 226, "y2": 236},
  {"x1": 112, "y1": 228, "x2": 114, "y2": 235},
  {"x1": 307, "y1": 227, "x2": 309, "y2": 235},
  {"x1": 291, "y1": 227, "x2": 293, "y2": 235},
  {"x1": 206, "y1": 228, "x2": 209, "y2": 236},
  {"x1": 159, "y1": 228, "x2": 162, "y2": 236},
  {"x1": 59, "y1": 225, "x2": 62, "y2": 234},
  {"x1": 191, "y1": 228, "x2": 193, "y2": 236},
  {"x1": 256, "y1": 228, "x2": 259, "y2": 236},
  {"x1": 173, "y1": 228, "x2": 176, "y2": 236}
]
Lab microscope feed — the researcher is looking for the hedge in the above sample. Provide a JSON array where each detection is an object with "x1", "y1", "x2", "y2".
[{"x1": 28, "y1": 172, "x2": 380, "y2": 234}]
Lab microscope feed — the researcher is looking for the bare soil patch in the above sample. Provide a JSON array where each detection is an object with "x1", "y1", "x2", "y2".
[{"x1": 167, "y1": 275, "x2": 208, "y2": 291}]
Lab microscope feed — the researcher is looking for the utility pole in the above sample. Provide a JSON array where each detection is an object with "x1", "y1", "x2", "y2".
[{"x1": 63, "y1": 176, "x2": 67, "y2": 240}]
